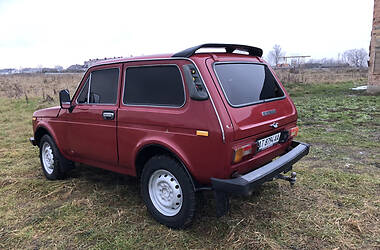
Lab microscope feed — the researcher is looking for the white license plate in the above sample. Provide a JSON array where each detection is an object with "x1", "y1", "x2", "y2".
[{"x1": 257, "y1": 132, "x2": 281, "y2": 151}]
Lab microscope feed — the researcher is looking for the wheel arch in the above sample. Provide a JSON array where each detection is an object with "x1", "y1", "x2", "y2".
[
  {"x1": 34, "y1": 123, "x2": 59, "y2": 149},
  {"x1": 35, "y1": 126, "x2": 52, "y2": 147},
  {"x1": 135, "y1": 143, "x2": 197, "y2": 191}
]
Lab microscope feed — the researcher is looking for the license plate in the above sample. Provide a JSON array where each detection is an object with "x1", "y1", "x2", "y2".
[{"x1": 257, "y1": 132, "x2": 281, "y2": 151}]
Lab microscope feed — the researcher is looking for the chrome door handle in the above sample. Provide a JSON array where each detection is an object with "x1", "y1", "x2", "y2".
[{"x1": 102, "y1": 111, "x2": 115, "y2": 120}]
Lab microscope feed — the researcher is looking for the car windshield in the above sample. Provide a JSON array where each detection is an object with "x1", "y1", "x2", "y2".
[{"x1": 214, "y1": 63, "x2": 285, "y2": 107}]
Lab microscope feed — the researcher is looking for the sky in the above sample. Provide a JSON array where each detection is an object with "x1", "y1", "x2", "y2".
[{"x1": 0, "y1": 0, "x2": 374, "y2": 69}]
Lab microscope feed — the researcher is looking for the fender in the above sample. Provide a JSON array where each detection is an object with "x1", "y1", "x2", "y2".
[
  {"x1": 35, "y1": 122, "x2": 58, "y2": 146},
  {"x1": 34, "y1": 121, "x2": 71, "y2": 160},
  {"x1": 134, "y1": 140, "x2": 198, "y2": 190},
  {"x1": 134, "y1": 137, "x2": 195, "y2": 179}
]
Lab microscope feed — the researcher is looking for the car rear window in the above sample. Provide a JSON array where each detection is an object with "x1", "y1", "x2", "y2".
[
  {"x1": 214, "y1": 63, "x2": 285, "y2": 107},
  {"x1": 123, "y1": 65, "x2": 185, "y2": 107}
]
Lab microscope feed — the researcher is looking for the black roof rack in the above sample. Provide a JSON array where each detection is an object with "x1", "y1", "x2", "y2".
[{"x1": 172, "y1": 43, "x2": 263, "y2": 58}]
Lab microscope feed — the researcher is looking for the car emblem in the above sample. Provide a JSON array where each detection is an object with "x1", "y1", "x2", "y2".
[
  {"x1": 262, "y1": 109, "x2": 276, "y2": 116},
  {"x1": 270, "y1": 122, "x2": 279, "y2": 129}
]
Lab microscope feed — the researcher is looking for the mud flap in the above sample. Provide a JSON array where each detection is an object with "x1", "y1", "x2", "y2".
[{"x1": 214, "y1": 191, "x2": 230, "y2": 217}]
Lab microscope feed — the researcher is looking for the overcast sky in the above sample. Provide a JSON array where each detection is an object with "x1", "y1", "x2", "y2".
[{"x1": 0, "y1": 0, "x2": 373, "y2": 68}]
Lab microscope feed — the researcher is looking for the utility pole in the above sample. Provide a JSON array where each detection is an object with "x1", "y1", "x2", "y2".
[{"x1": 368, "y1": 0, "x2": 380, "y2": 94}]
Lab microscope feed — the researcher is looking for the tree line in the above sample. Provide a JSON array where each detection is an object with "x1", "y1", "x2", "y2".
[{"x1": 266, "y1": 45, "x2": 368, "y2": 68}]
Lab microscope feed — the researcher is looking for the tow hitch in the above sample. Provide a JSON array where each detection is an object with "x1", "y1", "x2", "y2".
[
  {"x1": 214, "y1": 172, "x2": 298, "y2": 217},
  {"x1": 212, "y1": 141, "x2": 309, "y2": 218},
  {"x1": 276, "y1": 172, "x2": 297, "y2": 185}
]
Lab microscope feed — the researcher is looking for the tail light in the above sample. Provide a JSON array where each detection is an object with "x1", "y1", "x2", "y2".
[
  {"x1": 232, "y1": 143, "x2": 255, "y2": 164},
  {"x1": 289, "y1": 126, "x2": 299, "y2": 137}
]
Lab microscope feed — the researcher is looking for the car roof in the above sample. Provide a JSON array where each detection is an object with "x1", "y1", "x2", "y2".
[{"x1": 92, "y1": 54, "x2": 174, "y2": 67}]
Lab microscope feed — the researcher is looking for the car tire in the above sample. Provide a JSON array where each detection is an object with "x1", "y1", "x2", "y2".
[
  {"x1": 39, "y1": 134, "x2": 72, "y2": 180},
  {"x1": 141, "y1": 155, "x2": 196, "y2": 229}
]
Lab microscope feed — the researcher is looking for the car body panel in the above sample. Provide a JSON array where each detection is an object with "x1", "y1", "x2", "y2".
[
  {"x1": 117, "y1": 59, "x2": 227, "y2": 182},
  {"x1": 33, "y1": 106, "x2": 60, "y2": 118},
  {"x1": 204, "y1": 54, "x2": 297, "y2": 141}
]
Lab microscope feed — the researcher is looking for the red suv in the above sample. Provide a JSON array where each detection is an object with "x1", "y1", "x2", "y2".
[{"x1": 30, "y1": 44, "x2": 309, "y2": 228}]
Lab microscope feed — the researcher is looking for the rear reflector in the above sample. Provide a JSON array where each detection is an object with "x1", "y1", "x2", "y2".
[{"x1": 196, "y1": 130, "x2": 209, "y2": 137}]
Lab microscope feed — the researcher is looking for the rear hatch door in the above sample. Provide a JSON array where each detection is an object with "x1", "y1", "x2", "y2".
[{"x1": 206, "y1": 59, "x2": 297, "y2": 141}]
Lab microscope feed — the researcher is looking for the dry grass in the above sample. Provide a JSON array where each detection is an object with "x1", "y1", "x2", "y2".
[
  {"x1": 0, "y1": 73, "x2": 82, "y2": 101},
  {"x1": 0, "y1": 73, "x2": 379, "y2": 249},
  {"x1": 275, "y1": 67, "x2": 368, "y2": 84}
]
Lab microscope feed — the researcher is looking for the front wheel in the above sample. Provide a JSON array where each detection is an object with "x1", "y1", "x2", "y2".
[
  {"x1": 141, "y1": 155, "x2": 196, "y2": 229},
  {"x1": 39, "y1": 134, "x2": 71, "y2": 180}
]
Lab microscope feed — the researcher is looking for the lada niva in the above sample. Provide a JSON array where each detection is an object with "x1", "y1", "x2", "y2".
[{"x1": 30, "y1": 44, "x2": 310, "y2": 228}]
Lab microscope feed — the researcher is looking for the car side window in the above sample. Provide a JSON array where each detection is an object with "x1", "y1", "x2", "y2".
[
  {"x1": 123, "y1": 65, "x2": 185, "y2": 107},
  {"x1": 76, "y1": 68, "x2": 119, "y2": 104},
  {"x1": 89, "y1": 68, "x2": 119, "y2": 104},
  {"x1": 77, "y1": 77, "x2": 89, "y2": 104}
]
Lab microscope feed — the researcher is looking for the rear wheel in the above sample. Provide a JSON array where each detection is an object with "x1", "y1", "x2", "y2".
[
  {"x1": 141, "y1": 155, "x2": 196, "y2": 229},
  {"x1": 39, "y1": 134, "x2": 72, "y2": 180}
]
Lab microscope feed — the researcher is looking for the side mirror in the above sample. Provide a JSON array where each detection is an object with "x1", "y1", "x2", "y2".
[{"x1": 59, "y1": 89, "x2": 71, "y2": 109}]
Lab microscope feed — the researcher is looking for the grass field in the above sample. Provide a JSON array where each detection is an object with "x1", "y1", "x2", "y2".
[{"x1": 0, "y1": 78, "x2": 379, "y2": 249}]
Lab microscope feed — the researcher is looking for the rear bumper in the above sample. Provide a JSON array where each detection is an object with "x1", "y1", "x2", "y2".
[
  {"x1": 29, "y1": 137, "x2": 37, "y2": 146},
  {"x1": 211, "y1": 141, "x2": 310, "y2": 196}
]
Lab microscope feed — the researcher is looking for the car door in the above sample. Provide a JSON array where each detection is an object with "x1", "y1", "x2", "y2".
[{"x1": 66, "y1": 64, "x2": 122, "y2": 167}]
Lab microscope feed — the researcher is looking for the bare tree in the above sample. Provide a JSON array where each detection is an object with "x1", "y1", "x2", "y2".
[
  {"x1": 267, "y1": 44, "x2": 285, "y2": 66},
  {"x1": 342, "y1": 48, "x2": 369, "y2": 68}
]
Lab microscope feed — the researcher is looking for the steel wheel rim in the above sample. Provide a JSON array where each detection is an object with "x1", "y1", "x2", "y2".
[
  {"x1": 42, "y1": 142, "x2": 54, "y2": 174},
  {"x1": 148, "y1": 169, "x2": 183, "y2": 216}
]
